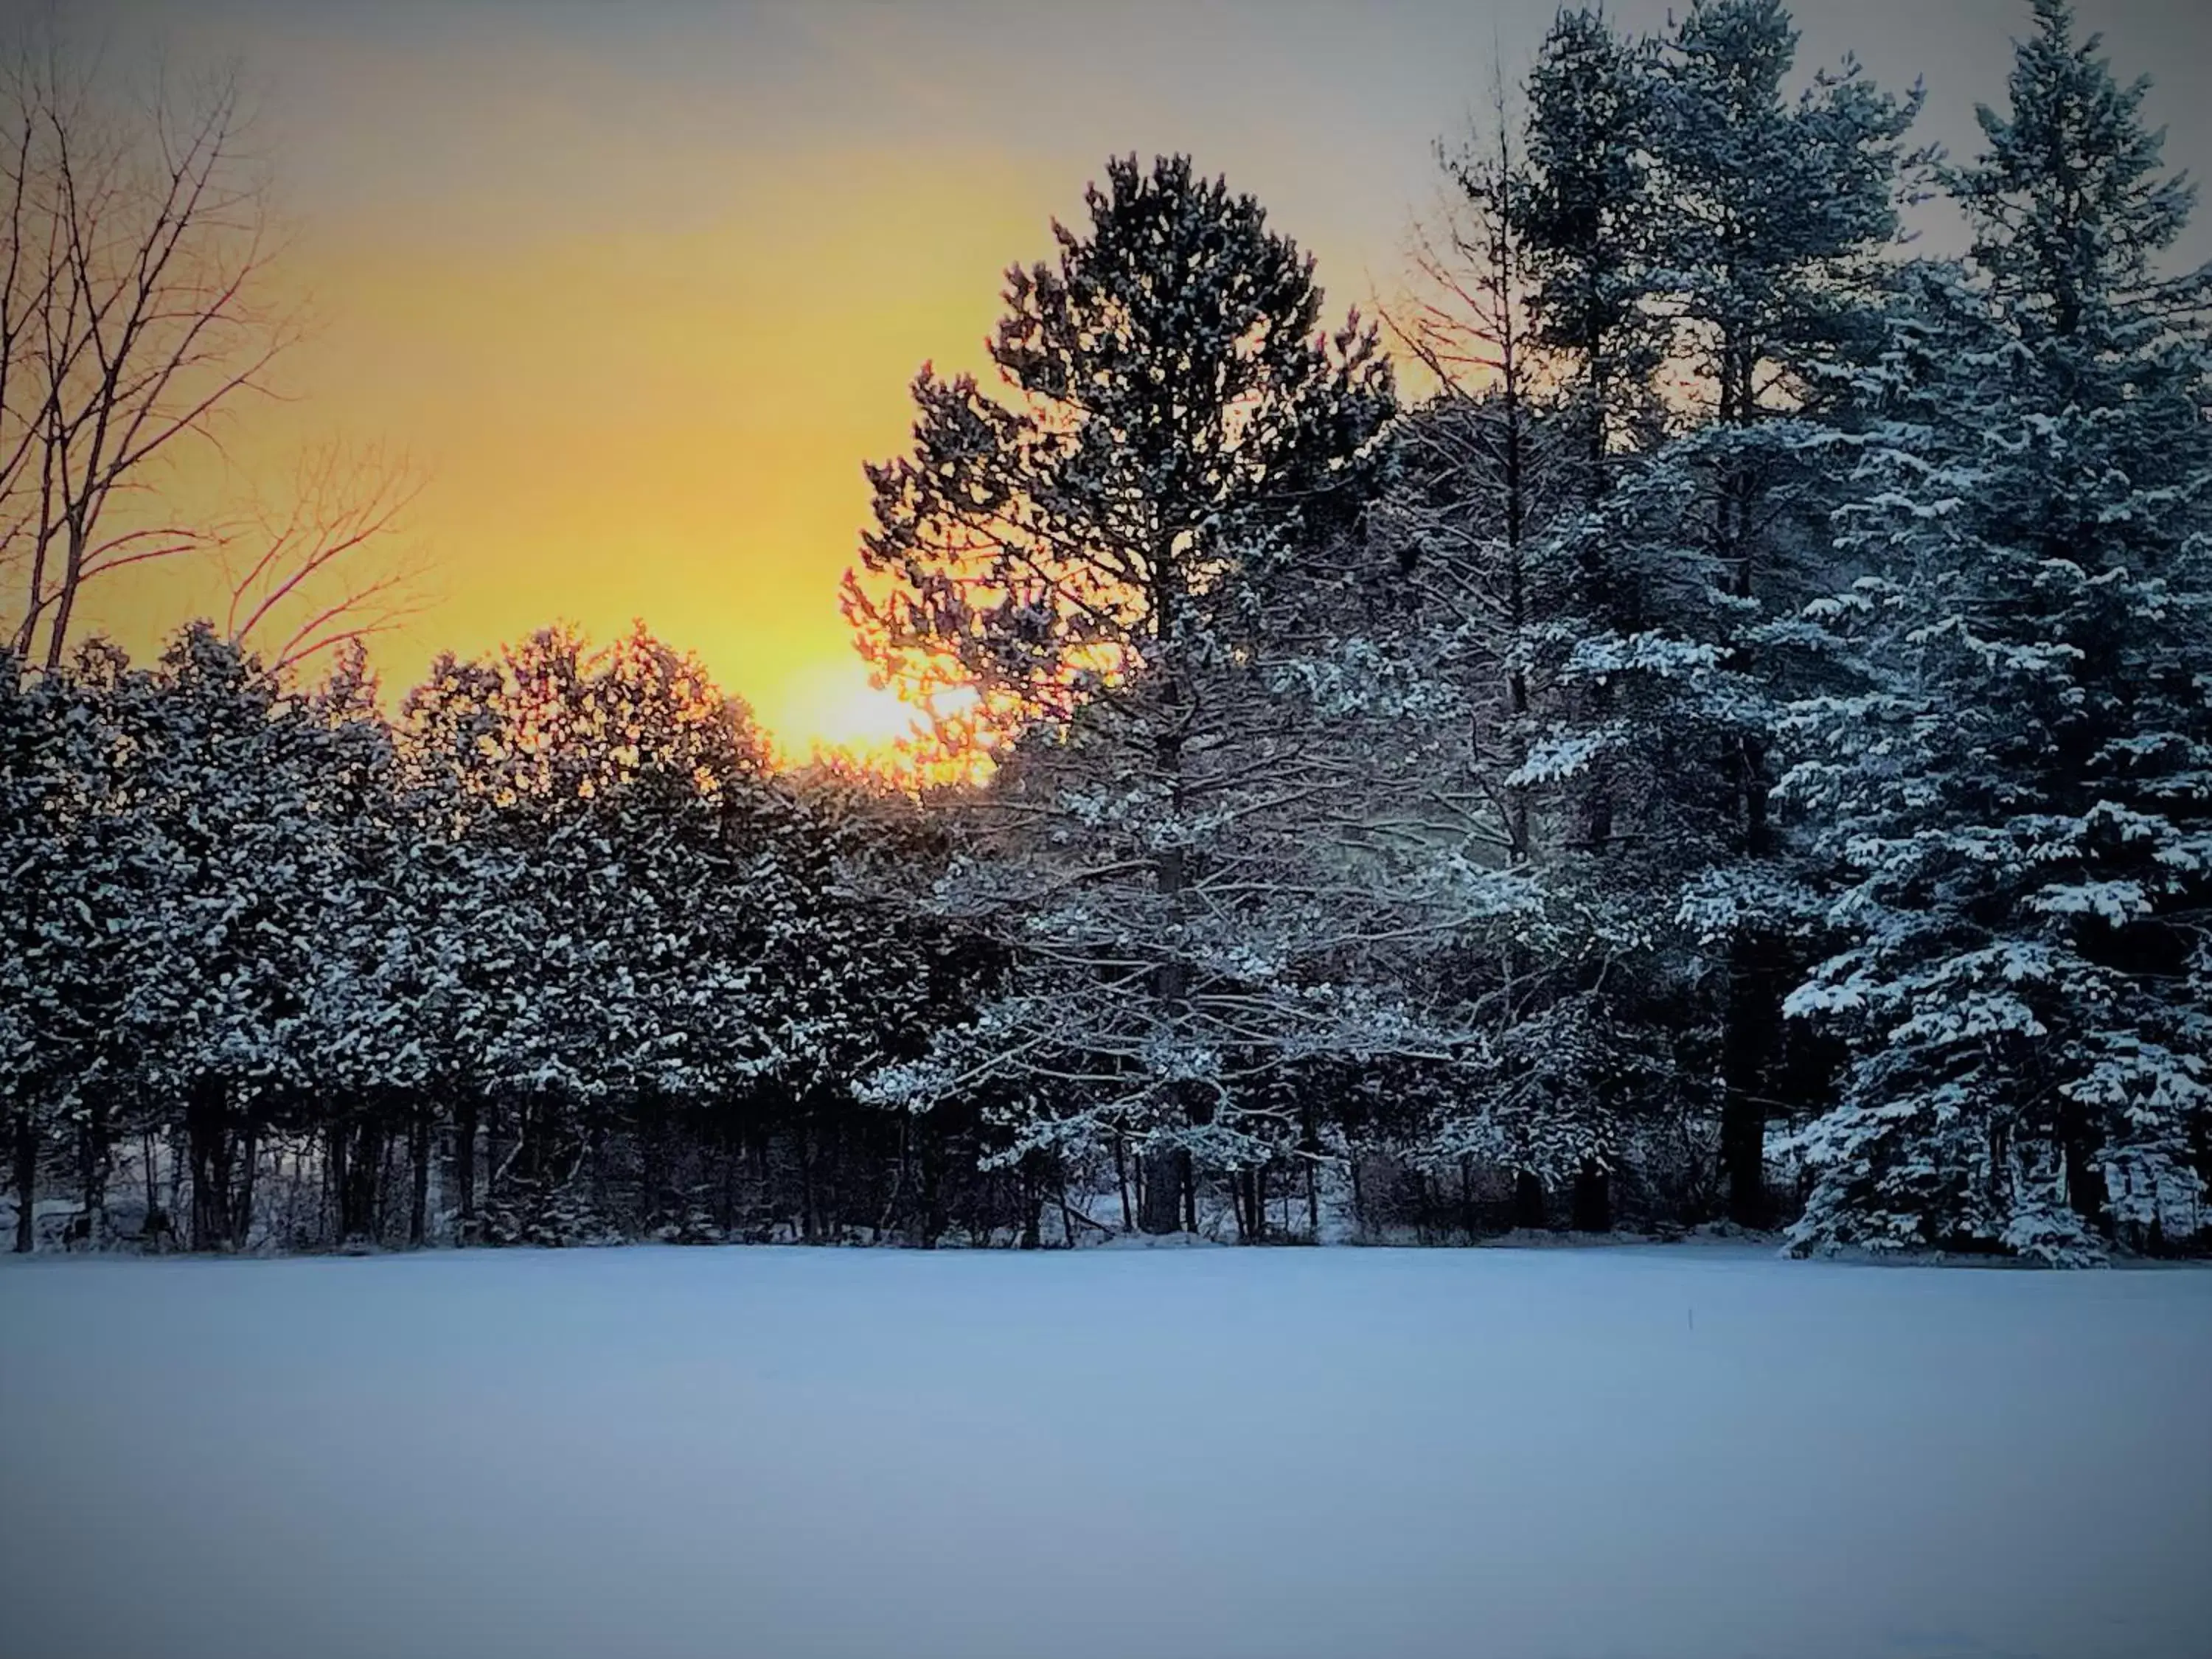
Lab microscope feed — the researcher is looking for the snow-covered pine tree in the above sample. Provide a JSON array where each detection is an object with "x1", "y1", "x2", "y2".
[
  {"x1": 748, "y1": 764, "x2": 989, "y2": 1243},
  {"x1": 397, "y1": 630, "x2": 607, "y2": 1242},
  {"x1": 0, "y1": 647, "x2": 149, "y2": 1249},
  {"x1": 297, "y1": 644, "x2": 426, "y2": 1247},
  {"x1": 1473, "y1": 1, "x2": 1925, "y2": 1228},
  {"x1": 397, "y1": 625, "x2": 786, "y2": 1244},
  {"x1": 1656, "y1": 0, "x2": 1924, "y2": 434},
  {"x1": 848, "y1": 154, "x2": 1444, "y2": 1237},
  {"x1": 1517, "y1": 6, "x2": 1668, "y2": 495},
  {"x1": 1495, "y1": 7, "x2": 1696, "y2": 1229},
  {"x1": 299, "y1": 643, "x2": 529, "y2": 1250},
  {"x1": 1782, "y1": 0, "x2": 2212, "y2": 1263},
  {"x1": 392, "y1": 649, "x2": 540, "y2": 1238},
  {"x1": 1652, "y1": 0, "x2": 1926, "y2": 1225},
  {"x1": 121, "y1": 627, "x2": 344, "y2": 1251},
  {"x1": 0, "y1": 650, "x2": 45, "y2": 1249},
  {"x1": 561, "y1": 629, "x2": 815, "y2": 1241}
]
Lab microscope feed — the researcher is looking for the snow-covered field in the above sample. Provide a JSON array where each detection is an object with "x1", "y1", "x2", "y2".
[{"x1": 2, "y1": 1244, "x2": 2206, "y2": 1659}]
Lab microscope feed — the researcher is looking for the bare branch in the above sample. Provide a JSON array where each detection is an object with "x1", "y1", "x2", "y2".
[
  {"x1": 0, "y1": 22, "x2": 299, "y2": 668},
  {"x1": 223, "y1": 439, "x2": 430, "y2": 677}
]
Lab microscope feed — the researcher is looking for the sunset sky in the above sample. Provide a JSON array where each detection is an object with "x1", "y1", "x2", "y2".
[{"x1": 63, "y1": 0, "x2": 2212, "y2": 757}]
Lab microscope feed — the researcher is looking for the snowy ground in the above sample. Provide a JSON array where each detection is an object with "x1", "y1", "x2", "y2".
[{"x1": 2, "y1": 1244, "x2": 2206, "y2": 1659}]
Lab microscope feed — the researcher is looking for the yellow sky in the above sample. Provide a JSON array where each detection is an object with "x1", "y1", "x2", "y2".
[
  {"x1": 80, "y1": 108, "x2": 1054, "y2": 756},
  {"x1": 63, "y1": 0, "x2": 2212, "y2": 757}
]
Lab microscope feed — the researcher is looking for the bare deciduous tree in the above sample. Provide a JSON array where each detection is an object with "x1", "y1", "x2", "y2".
[
  {"x1": 1, "y1": 34, "x2": 288, "y2": 666},
  {"x1": 223, "y1": 439, "x2": 428, "y2": 678},
  {"x1": 1380, "y1": 65, "x2": 1573, "y2": 869},
  {"x1": 1, "y1": 27, "x2": 421, "y2": 677}
]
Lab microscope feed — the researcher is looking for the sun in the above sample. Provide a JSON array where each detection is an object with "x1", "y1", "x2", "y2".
[{"x1": 761, "y1": 656, "x2": 925, "y2": 763}]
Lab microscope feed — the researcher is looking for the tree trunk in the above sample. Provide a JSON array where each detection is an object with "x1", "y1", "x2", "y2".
[
  {"x1": 1056, "y1": 1166, "x2": 1082, "y2": 1251},
  {"x1": 918, "y1": 1132, "x2": 942, "y2": 1250},
  {"x1": 377, "y1": 1126, "x2": 396, "y2": 1239},
  {"x1": 187, "y1": 1077, "x2": 234, "y2": 1252},
  {"x1": 1233, "y1": 1166, "x2": 1265, "y2": 1245},
  {"x1": 799, "y1": 1114, "x2": 818, "y2": 1243},
  {"x1": 1138, "y1": 1149, "x2": 1183, "y2": 1235},
  {"x1": 338, "y1": 1121, "x2": 384, "y2": 1244},
  {"x1": 1720, "y1": 1096, "x2": 1770, "y2": 1229},
  {"x1": 1512, "y1": 1169, "x2": 1546, "y2": 1231},
  {"x1": 483, "y1": 1098, "x2": 505, "y2": 1210},
  {"x1": 585, "y1": 1121, "x2": 608, "y2": 1225},
  {"x1": 233, "y1": 1124, "x2": 260, "y2": 1249},
  {"x1": 408, "y1": 1105, "x2": 432, "y2": 1248},
  {"x1": 327, "y1": 1122, "x2": 348, "y2": 1243},
  {"x1": 79, "y1": 1097, "x2": 111, "y2": 1247},
  {"x1": 11, "y1": 1107, "x2": 35, "y2": 1254},
  {"x1": 2062, "y1": 1123, "x2": 2111, "y2": 1242},
  {"x1": 1019, "y1": 1156, "x2": 1042, "y2": 1251},
  {"x1": 1146, "y1": 634, "x2": 1202, "y2": 1235},
  {"x1": 1570, "y1": 1160, "x2": 1611, "y2": 1234},
  {"x1": 639, "y1": 1095, "x2": 665, "y2": 1235},
  {"x1": 454, "y1": 1098, "x2": 478, "y2": 1236},
  {"x1": 1714, "y1": 319, "x2": 1780, "y2": 1223},
  {"x1": 1721, "y1": 933, "x2": 1776, "y2": 1229},
  {"x1": 1114, "y1": 1133, "x2": 1133, "y2": 1233}
]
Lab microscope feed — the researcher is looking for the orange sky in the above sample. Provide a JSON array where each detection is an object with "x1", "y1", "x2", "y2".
[{"x1": 62, "y1": 0, "x2": 2212, "y2": 757}]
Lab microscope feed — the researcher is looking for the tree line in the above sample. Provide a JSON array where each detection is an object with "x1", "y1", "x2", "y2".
[{"x1": 7, "y1": 0, "x2": 2208, "y2": 1264}]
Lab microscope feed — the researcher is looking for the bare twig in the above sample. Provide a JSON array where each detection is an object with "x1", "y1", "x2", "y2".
[{"x1": 0, "y1": 25, "x2": 299, "y2": 667}]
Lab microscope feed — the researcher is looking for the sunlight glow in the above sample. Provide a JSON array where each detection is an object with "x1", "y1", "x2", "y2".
[{"x1": 759, "y1": 656, "x2": 925, "y2": 762}]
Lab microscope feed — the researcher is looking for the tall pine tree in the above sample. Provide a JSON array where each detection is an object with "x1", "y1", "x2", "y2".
[
  {"x1": 848, "y1": 155, "x2": 1415, "y2": 1235},
  {"x1": 1784, "y1": 0, "x2": 2212, "y2": 1263}
]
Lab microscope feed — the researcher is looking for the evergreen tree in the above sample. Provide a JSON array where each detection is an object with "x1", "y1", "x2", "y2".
[
  {"x1": 849, "y1": 154, "x2": 1413, "y2": 1234},
  {"x1": 1654, "y1": 0, "x2": 1926, "y2": 1225},
  {"x1": 1477, "y1": 1, "x2": 1925, "y2": 1228},
  {"x1": 1517, "y1": 6, "x2": 1667, "y2": 494},
  {"x1": 122, "y1": 627, "x2": 338, "y2": 1250},
  {"x1": 1784, "y1": 0, "x2": 2212, "y2": 1262},
  {"x1": 1498, "y1": 6, "x2": 1703, "y2": 1229},
  {"x1": 0, "y1": 649, "x2": 144, "y2": 1249}
]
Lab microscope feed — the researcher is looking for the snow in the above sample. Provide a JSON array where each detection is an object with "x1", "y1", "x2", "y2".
[{"x1": 1, "y1": 1245, "x2": 2207, "y2": 1659}]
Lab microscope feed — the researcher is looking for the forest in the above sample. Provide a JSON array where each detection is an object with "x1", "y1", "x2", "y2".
[{"x1": 4, "y1": 0, "x2": 2208, "y2": 1267}]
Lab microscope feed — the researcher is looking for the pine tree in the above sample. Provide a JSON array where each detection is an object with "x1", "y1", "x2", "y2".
[
  {"x1": 390, "y1": 650, "x2": 537, "y2": 1239},
  {"x1": 849, "y1": 154, "x2": 1416, "y2": 1234},
  {"x1": 1498, "y1": 7, "x2": 1707, "y2": 1229},
  {"x1": 1517, "y1": 6, "x2": 1668, "y2": 495},
  {"x1": 0, "y1": 650, "x2": 135, "y2": 1249},
  {"x1": 1468, "y1": 1, "x2": 1927, "y2": 1229},
  {"x1": 301, "y1": 644, "x2": 468, "y2": 1248},
  {"x1": 395, "y1": 625, "x2": 785, "y2": 1243},
  {"x1": 1654, "y1": 0, "x2": 1926, "y2": 1226},
  {"x1": 0, "y1": 650, "x2": 44, "y2": 1249},
  {"x1": 119, "y1": 627, "x2": 339, "y2": 1250},
  {"x1": 1783, "y1": 0, "x2": 2212, "y2": 1263}
]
